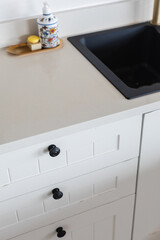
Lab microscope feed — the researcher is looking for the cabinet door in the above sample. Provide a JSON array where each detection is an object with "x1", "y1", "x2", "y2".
[
  {"x1": 10, "y1": 196, "x2": 134, "y2": 240},
  {"x1": 133, "y1": 110, "x2": 160, "y2": 240}
]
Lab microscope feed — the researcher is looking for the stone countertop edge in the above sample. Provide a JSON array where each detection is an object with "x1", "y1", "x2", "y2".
[{"x1": 0, "y1": 38, "x2": 160, "y2": 153}]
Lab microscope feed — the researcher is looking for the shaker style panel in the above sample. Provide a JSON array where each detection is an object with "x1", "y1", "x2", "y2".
[
  {"x1": 0, "y1": 169, "x2": 10, "y2": 188},
  {"x1": 0, "y1": 158, "x2": 137, "y2": 231},
  {"x1": 94, "y1": 115, "x2": 142, "y2": 160},
  {"x1": 9, "y1": 196, "x2": 135, "y2": 240},
  {"x1": 0, "y1": 129, "x2": 94, "y2": 185},
  {"x1": 0, "y1": 147, "x2": 39, "y2": 183},
  {"x1": 0, "y1": 116, "x2": 141, "y2": 189},
  {"x1": 68, "y1": 158, "x2": 137, "y2": 204},
  {"x1": 0, "y1": 207, "x2": 18, "y2": 229},
  {"x1": 38, "y1": 129, "x2": 94, "y2": 172}
]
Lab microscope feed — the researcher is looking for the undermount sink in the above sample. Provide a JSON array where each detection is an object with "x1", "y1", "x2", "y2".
[{"x1": 68, "y1": 22, "x2": 160, "y2": 99}]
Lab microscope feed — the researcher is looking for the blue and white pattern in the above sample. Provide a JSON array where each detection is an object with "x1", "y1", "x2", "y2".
[{"x1": 37, "y1": 12, "x2": 60, "y2": 49}]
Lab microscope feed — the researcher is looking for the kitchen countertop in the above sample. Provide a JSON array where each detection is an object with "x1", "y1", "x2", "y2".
[{"x1": 1, "y1": 38, "x2": 160, "y2": 151}]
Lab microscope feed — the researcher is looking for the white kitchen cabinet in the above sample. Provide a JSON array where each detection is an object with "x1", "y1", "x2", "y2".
[
  {"x1": 0, "y1": 116, "x2": 141, "y2": 187},
  {"x1": 10, "y1": 196, "x2": 134, "y2": 240},
  {"x1": 0, "y1": 159, "x2": 137, "y2": 230},
  {"x1": 133, "y1": 110, "x2": 160, "y2": 240},
  {"x1": 0, "y1": 115, "x2": 142, "y2": 240}
]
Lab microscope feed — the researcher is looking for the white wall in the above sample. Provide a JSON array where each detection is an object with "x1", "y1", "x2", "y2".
[
  {"x1": 0, "y1": 0, "x2": 127, "y2": 22},
  {"x1": 0, "y1": 0, "x2": 154, "y2": 48},
  {"x1": 0, "y1": 0, "x2": 153, "y2": 23}
]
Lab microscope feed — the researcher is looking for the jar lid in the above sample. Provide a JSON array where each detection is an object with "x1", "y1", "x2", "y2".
[
  {"x1": 37, "y1": 3, "x2": 57, "y2": 25},
  {"x1": 27, "y1": 35, "x2": 40, "y2": 44}
]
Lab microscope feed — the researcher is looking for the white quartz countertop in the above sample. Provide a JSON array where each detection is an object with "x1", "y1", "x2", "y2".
[{"x1": 1, "y1": 38, "x2": 160, "y2": 148}]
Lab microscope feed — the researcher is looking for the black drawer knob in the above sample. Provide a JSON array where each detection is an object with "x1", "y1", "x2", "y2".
[
  {"x1": 52, "y1": 188, "x2": 63, "y2": 200},
  {"x1": 48, "y1": 145, "x2": 60, "y2": 157},
  {"x1": 56, "y1": 227, "x2": 66, "y2": 238}
]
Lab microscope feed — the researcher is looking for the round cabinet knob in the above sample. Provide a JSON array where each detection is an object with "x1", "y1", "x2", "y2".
[
  {"x1": 56, "y1": 227, "x2": 66, "y2": 238},
  {"x1": 48, "y1": 145, "x2": 60, "y2": 157},
  {"x1": 52, "y1": 188, "x2": 63, "y2": 200}
]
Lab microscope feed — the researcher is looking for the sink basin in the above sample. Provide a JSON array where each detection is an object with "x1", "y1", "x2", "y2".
[{"x1": 68, "y1": 23, "x2": 160, "y2": 99}]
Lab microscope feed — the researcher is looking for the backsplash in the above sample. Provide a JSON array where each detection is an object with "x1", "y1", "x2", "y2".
[
  {"x1": 0, "y1": 0, "x2": 154, "y2": 48},
  {"x1": 0, "y1": 0, "x2": 142, "y2": 22}
]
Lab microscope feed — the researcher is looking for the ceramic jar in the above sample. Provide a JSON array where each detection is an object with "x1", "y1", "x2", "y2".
[{"x1": 37, "y1": 3, "x2": 60, "y2": 49}]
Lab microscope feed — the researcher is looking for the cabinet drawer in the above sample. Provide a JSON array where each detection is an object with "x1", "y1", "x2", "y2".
[
  {"x1": 0, "y1": 116, "x2": 141, "y2": 187},
  {"x1": 0, "y1": 129, "x2": 93, "y2": 184},
  {"x1": 94, "y1": 116, "x2": 141, "y2": 160},
  {"x1": 6, "y1": 195, "x2": 135, "y2": 240},
  {"x1": 0, "y1": 158, "x2": 137, "y2": 230}
]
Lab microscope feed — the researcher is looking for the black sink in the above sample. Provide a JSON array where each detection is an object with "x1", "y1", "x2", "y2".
[{"x1": 68, "y1": 23, "x2": 160, "y2": 99}]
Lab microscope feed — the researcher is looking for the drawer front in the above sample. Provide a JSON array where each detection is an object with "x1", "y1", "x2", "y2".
[
  {"x1": 0, "y1": 129, "x2": 93, "y2": 185},
  {"x1": 94, "y1": 116, "x2": 141, "y2": 160},
  {"x1": 7, "y1": 195, "x2": 135, "y2": 240},
  {"x1": 0, "y1": 158, "x2": 137, "y2": 230},
  {"x1": 0, "y1": 116, "x2": 141, "y2": 187}
]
